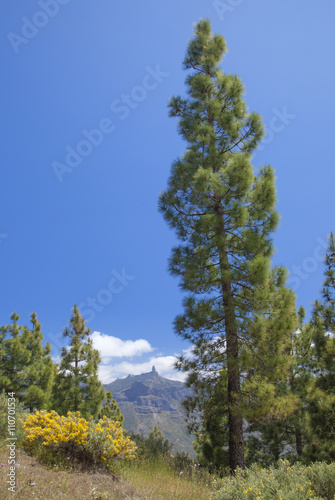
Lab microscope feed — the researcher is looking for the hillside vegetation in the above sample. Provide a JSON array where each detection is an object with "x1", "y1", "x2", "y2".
[
  {"x1": 1, "y1": 443, "x2": 335, "y2": 500},
  {"x1": 104, "y1": 367, "x2": 195, "y2": 456},
  {"x1": 1, "y1": 19, "x2": 334, "y2": 500}
]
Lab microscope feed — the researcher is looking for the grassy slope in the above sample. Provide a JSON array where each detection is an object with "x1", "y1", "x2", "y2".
[
  {"x1": 0, "y1": 446, "x2": 211, "y2": 500},
  {"x1": 0, "y1": 446, "x2": 141, "y2": 500},
  {"x1": 2, "y1": 444, "x2": 334, "y2": 500}
]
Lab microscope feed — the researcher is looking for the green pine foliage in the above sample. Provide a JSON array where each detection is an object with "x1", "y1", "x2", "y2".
[
  {"x1": 159, "y1": 19, "x2": 297, "y2": 471},
  {"x1": 245, "y1": 307, "x2": 315, "y2": 466},
  {"x1": 193, "y1": 379, "x2": 230, "y2": 471},
  {"x1": 0, "y1": 312, "x2": 54, "y2": 410},
  {"x1": 317, "y1": 232, "x2": 335, "y2": 333},
  {"x1": 130, "y1": 426, "x2": 173, "y2": 459},
  {"x1": 286, "y1": 308, "x2": 314, "y2": 458},
  {"x1": 0, "y1": 313, "x2": 30, "y2": 398},
  {"x1": 303, "y1": 234, "x2": 335, "y2": 462},
  {"x1": 98, "y1": 391, "x2": 124, "y2": 423},
  {"x1": 23, "y1": 313, "x2": 55, "y2": 411},
  {"x1": 52, "y1": 305, "x2": 105, "y2": 420},
  {"x1": 0, "y1": 21, "x2": 333, "y2": 474},
  {"x1": 0, "y1": 390, "x2": 28, "y2": 445}
]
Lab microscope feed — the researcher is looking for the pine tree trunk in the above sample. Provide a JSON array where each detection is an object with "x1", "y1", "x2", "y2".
[
  {"x1": 224, "y1": 279, "x2": 245, "y2": 472},
  {"x1": 272, "y1": 428, "x2": 280, "y2": 462},
  {"x1": 295, "y1": 427, "x2": 303, "y2": 456},
  {"x1": 217, "y1": 208, "x2": 245, "y2": 471},
  {"x1": 74, "y1": 349, "x2": 79, "y2": 412}
]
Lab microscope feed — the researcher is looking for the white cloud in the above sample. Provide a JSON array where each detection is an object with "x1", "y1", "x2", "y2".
[
  {"x1": 52, "y1": 331, "x2": 193, "y2": 384},
  {"x1": 51, "y1": 354, "x2": 61, "y2": 364},
  {"x1": 99, "y1": 354, "x2": 187, "y2": 384},
  {"x1": 51, "y1": 331, "x2": 190, "y2": 384},
  {"x1": 91, "y1": 331, "x2": 154, "y2": 360},
  {"x1": 182, "y1": 345, "x2": 195, "y2": 360}
]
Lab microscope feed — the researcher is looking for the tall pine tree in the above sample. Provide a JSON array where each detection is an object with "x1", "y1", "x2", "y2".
[
  {"x1": 52, "y1": 305, "x2": 105, "y2": 419},
  {"x1": 159, "y1": 19, "x2": 296, "y2": 471}
]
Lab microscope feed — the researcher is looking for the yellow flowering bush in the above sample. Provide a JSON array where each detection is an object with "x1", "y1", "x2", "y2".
[
  {"x1": 22, "y1": 410, "x2": 136, "y2": 467},
  {"x1": 85, "y1": 416, "x2": 137, "y2": 462}
]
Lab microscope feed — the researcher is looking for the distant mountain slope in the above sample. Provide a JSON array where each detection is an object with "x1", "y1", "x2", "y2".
[{"x1": 104, "y1": 366, "x2": 195, "y2": 457}]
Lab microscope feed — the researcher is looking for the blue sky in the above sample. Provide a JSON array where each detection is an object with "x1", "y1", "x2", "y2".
[{"x1": 1, "y1": 1, "x2": 334, "y2": 382}]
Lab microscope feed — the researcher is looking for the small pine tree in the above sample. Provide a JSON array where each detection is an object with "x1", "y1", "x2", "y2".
[
  {"x1": 52, "y1": 305, "x2": 105, "y2": 419},
  {"x1": 131, "y1": 426, "x2": 173, "y2": 459},
  {"x1": 24, "y1": 313, "x2": 55, "y2": 411},
  {"x1": 98, "y1": 391, "x2": 124, "y2": 423},
  {"x1": 0, "y1": 313, "x2": 30, "y2": 396},
  {"x1": 246, "y1": 307, "x2": 314, "y2": 466}
]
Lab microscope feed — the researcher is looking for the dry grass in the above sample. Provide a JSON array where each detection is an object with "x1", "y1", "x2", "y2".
[
  {"x1": 0, "y1": 446, "x2": 145, "y2": 500},
  {"x1": 119, "y1": 459, "x2": 213, "y2": 500},
  {"x1": 0, "y1": 446, "x2": 213, "y2": 499}
]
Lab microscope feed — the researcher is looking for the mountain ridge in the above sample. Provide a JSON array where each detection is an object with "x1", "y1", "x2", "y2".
[{"x1": 104, "y1": 366, "x2": 195, "y2": 457}]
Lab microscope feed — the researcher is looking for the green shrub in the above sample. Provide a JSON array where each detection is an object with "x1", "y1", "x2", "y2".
[
  {"x1": 211, "y1": 460, "x2": 335, "y2": 500},
  {"x1": 0, "y1": 390, "x2": 28, "y2": 446},
  {"x1": 171, "y1": 451, "x2": 195, "y2": 473},
  {"x1": 130, "y1": 426, "x2": 173, "y2": 459},
  {"x1": 308, "y1": 463, "x2": 335, "y2": 500}
]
